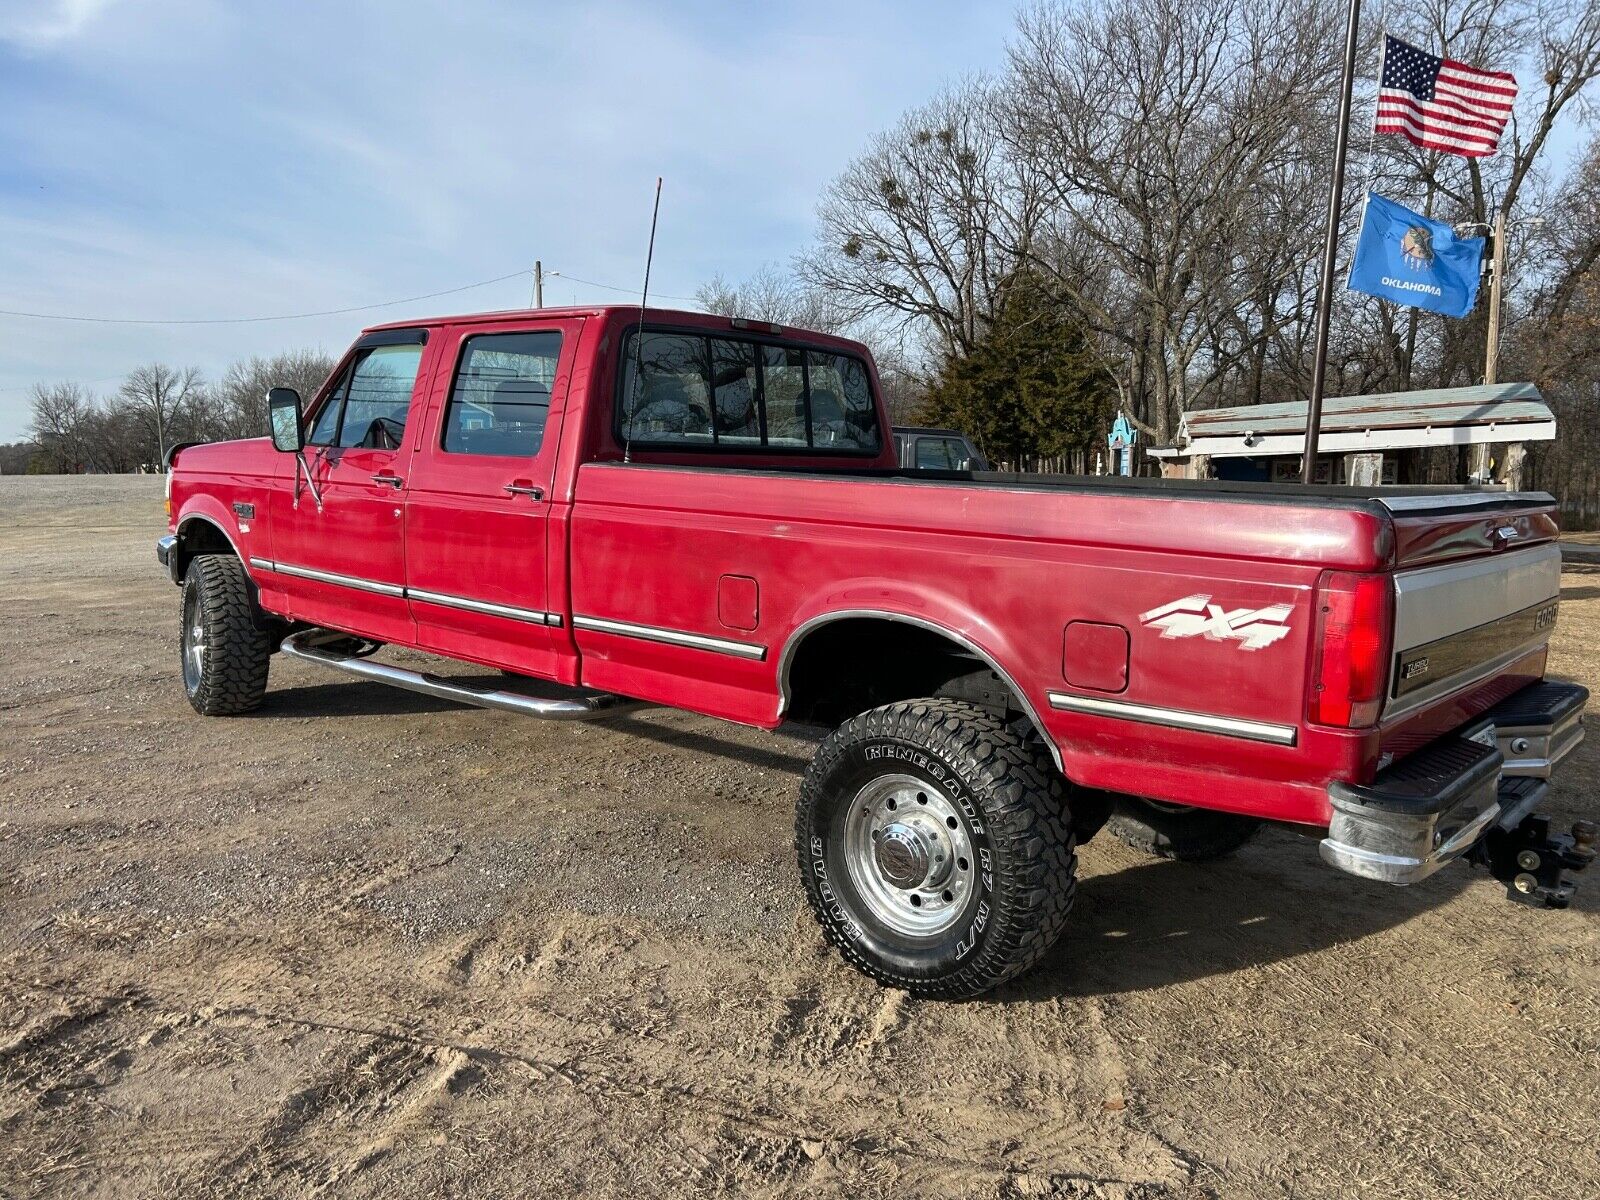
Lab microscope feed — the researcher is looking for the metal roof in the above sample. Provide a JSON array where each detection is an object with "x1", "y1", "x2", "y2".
[{"x1": 1154, "y1": 383, "x2": 1555, "y2": 459}]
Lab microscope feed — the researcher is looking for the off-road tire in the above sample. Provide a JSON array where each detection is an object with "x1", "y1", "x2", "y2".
[
  {"x1": 795, "y1": 699, "x2": 1077, "y2": 999},
  {"x1": 180, "y1": 554, "x2": 271, "y2": 716},
  {"x1": 1107, "y1": 798, "x2": 1261, "y2": 861}
]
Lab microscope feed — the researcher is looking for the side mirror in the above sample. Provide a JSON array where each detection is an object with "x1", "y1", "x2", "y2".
[{"x1": 268, "y1": 387, "x2": 304, "y2": 453}]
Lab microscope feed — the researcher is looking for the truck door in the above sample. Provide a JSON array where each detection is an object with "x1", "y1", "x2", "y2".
[
  {"x1": 402, "y1": 319, "x2": 581, "y2": 679},
  {"x1": 267, "y1": 328, "x2": 434, "y2": 645}
]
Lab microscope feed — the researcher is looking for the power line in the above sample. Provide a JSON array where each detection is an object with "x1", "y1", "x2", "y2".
[
  {"x1": 548, "y1": 271, "x2": 700, "y2": 303},
  {"x1": 0, "y1": 270, "x2": 533, "y2": 326},
  {"x1": 0, "y1": 266, "x2": 706, "y2": 327}
]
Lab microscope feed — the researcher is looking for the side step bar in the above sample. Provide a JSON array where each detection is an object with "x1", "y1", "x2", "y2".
[{"x1": 280, "y1": 630, "x2": 647, "y2": 722}]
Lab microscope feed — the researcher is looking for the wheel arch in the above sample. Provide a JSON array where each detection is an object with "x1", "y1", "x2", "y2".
[
  {"x1": 171, "y1": 505, "x2": 248, "y2": 582},
  {"x1": 776, "y1": 607, "x2": 1064, "y2": 773}
]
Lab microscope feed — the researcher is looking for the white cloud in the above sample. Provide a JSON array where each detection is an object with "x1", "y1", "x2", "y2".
[{"x1": 0, "y1": 0, "x2": 117, "y2": 47}]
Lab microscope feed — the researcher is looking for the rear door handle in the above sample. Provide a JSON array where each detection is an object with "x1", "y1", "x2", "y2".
[
  {"x1": 504, "y1": 481, "x2": 544, "y2": 500},
  {"x1": 372, "y1": 472, "x2": 404, "y2": 488}
]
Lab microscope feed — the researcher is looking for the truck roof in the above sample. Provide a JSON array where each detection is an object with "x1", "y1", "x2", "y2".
[{"x1": 362, "y1": 305, "x2": 867, "y2": 354}]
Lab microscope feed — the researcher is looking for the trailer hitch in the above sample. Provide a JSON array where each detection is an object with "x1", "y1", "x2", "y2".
[{"x1": 1470, "y1": 815, "x2": 1596, "y2": 909}]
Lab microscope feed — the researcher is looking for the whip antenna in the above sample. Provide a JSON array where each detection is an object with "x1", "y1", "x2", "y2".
[{"x1": 625, "y1": 176, "x2": 663, "y2": 465}]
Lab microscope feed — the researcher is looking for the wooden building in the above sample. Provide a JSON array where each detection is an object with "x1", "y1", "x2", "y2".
[{"x1": 1147, "y1": 383, "x2": 1555, "y2": 487}]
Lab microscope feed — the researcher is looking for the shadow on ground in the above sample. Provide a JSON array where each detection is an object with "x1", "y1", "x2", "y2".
[{"x1": 1001, "y1": 839, "x2": 1489, "y2": 1001}]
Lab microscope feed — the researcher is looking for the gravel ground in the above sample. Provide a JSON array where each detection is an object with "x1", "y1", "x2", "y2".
[{"x1": 1, "y1": 474, "x2": 1597, "y2": 1199}]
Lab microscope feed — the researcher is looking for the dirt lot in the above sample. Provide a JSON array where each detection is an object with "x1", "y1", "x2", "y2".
[{"x1": 1, "y1": 475, "x2": 1596, "y2": 1199}]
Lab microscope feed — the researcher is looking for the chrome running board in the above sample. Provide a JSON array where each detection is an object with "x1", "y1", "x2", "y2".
[{"x1": 280, "y1": 630, "x2": 646, "y2": 722}]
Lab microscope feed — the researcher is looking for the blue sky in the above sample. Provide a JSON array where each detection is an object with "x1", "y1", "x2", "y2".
[{"x1": 0, "y1": 0, "x2": 1013, "y2": 440}]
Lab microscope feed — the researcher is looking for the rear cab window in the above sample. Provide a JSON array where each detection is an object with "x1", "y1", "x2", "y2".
[{"x1": 618, "y1": 328, "x2": 880, "y2": 455}]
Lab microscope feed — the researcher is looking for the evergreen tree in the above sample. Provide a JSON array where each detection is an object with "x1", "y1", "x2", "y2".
[{"x1": 918, "y1": 271, "x2": 1113, "y2": 465}]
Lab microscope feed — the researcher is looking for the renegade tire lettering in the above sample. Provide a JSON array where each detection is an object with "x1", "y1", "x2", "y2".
[{"x1": 1140, "y1": 593, "x2": 1292, "y2": 650}]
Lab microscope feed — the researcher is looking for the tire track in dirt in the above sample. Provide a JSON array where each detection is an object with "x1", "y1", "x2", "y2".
[{"x1": 3, "y1": 948, "x2": 1201, "y2": 1198}]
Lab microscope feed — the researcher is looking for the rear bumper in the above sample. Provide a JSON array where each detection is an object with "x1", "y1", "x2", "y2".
[{"x1": 1321, "y1": 681, "x2": 1587, "y2": 885}]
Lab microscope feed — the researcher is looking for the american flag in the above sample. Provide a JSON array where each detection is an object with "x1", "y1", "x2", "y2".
[{"x1": 1375, "y1": 35, "x2": 1517, "y2": 158}]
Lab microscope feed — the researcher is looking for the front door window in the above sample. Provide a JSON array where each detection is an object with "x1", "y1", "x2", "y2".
[{"x1": 308, "y1": 344, "x2": 424, "y2": 450}]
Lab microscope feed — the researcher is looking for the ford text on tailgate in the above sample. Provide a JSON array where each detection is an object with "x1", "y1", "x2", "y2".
[{"x1": 155, "y1": 305, "x2": 1594, "y2": 998}]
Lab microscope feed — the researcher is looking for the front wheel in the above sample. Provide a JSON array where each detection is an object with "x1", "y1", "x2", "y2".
[
  {"x1": 795, "y1": 700, "x2": 1077, "y2": 999},
  {"x1": 180, "y1": 554, "x2": 271, "y2": 716}
]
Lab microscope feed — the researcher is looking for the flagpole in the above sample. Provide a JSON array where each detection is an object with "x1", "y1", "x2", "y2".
[{"x1": 1301, "y1": 0, "x2": 1364, "y2": 485}]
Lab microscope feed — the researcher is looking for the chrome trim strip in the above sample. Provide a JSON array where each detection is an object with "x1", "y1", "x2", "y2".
[
  {"x1": 774, "y1": 609, "x2": 1063, "y2": 773},
  {"x1": 407, "y1": 587, "x2": 558, "y2": 626},
  {"x1": 257, "y1": 558, "x2": 405, "y2": 598},
  {"x1": 572, "y1": 614, "x2": 767, "y2": 661},
  {"x1": 1048, "y1": 691, "x2": 1298, "y2": 746},
  {"x1": 252, "y1": 558, "x2": 570, "y2": 626}
]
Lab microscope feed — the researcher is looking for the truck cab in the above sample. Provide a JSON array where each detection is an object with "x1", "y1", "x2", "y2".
[{"x1": 893, "y1": 426, "x2": 989, "y2": 471}]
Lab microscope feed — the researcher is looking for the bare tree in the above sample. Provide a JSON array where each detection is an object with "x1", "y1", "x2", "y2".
[
  {"x1": 695, "y1": 266, "x2": 846, "y2": 333},
  {"x1": 1005, "y1": 0, "x2": 1348, "y2": 440},
  {"x1": 214, "y1": 350, "x2": 336, "y2": 441},
  {"x1": 118, "y1": 364, "x2": 204, "y2": 465},
  {"x1": 28, "y1": 382, "x2": 95, "y2": 473},
  {"x1": 799, "y1": 80, "x2": 1045, "y2": 361}
]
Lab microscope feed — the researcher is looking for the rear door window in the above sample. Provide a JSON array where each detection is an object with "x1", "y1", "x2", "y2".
[{"x1": 443, "y1": 331, "x2": 562, "y2": 457}]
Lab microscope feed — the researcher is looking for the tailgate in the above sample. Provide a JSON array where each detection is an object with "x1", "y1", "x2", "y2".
[
  {"x1": 1386, "y1": 542, "x2": 1561, "y2": 719},
  {"x1": 1377, "y1": 491, "x2": 1562, "y2": 724}
]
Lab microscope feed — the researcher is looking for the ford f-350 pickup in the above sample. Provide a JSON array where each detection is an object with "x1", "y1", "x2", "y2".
[{"x1": 157, "y1": 305, "x2": 1594, "y2": 998}]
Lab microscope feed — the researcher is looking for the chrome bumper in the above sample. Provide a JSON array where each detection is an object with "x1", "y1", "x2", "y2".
[
  {"x1": 1321, "y1": 681, "x2": 1587, "y2": 885},
  {"x1": 1489, "y1": 682, "x2": 1587, "y2": 777},
  {"x1": 156, "y1": 534, "x2": 180, "y2": 584}
]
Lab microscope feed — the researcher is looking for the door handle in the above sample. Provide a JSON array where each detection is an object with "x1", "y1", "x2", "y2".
[
  {"x1": 372, "y1": 472, "x2": 404, "y2": 488},
  {"x1": 503, "y1": 482, "x2": 544, "y2": 500}
]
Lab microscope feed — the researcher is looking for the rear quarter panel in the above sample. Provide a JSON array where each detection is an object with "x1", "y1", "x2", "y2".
[{"x1": 568, "y1": 464, "x2": 1393, "y2": 825}]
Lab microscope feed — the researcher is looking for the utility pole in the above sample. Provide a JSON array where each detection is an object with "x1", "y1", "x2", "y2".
[
  {"x1": 1300, "y1": 0, "x2": 1363, "y2": 485},
  {"x1": 532, "y1": 260, "x2": 544, "y2": 309},
  {"x1": 1484, "y1": 210, "x2": 1507, "y2": 385}
]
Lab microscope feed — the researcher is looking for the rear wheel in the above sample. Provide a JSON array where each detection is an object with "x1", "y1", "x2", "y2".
[
  {"x1": 796, "y1": 699, "x2": 1077, "y2": 999},
  {"x1": 180, "y1": 554, "x2": 271, "y2": 715},
  {"x1": 1106, "y1": 798, "x2": 1261, "y2": 862}
]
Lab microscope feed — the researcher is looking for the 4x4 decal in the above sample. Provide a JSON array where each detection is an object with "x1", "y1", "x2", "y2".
[{"x1": 1140, "y1": 594, "x2": 1292, "y2": 651}]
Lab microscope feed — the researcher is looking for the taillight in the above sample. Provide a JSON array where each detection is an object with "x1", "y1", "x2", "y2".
[{"x1": 1309, "y1": 571, "x2": 1393, "y2": 728}]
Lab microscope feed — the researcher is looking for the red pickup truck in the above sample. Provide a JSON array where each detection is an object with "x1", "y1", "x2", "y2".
[{"x1": 158, "y1": 305, "x2": 1593, "y2": 998}]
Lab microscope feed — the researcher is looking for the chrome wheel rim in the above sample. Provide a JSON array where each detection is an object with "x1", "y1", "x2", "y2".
[
  {"x1": 181, "y1": 588, "x2": 205, "y2": 692},
  {"x1": 843, "y1": 773, "x2": 975, "y2": 938}
]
